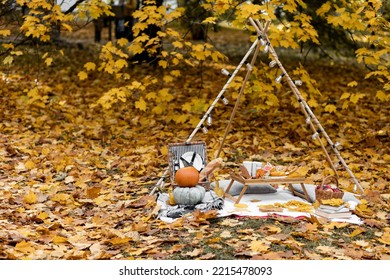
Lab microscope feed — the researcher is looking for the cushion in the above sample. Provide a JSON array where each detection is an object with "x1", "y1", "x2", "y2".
[{"x1": 212, "y1": 179, "x2": 277, "y2": 196}]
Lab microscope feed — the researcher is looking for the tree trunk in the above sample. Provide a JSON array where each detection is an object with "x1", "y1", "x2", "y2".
[{"x1": 178, "y1": 0, "x2": 210, "y2": 41}]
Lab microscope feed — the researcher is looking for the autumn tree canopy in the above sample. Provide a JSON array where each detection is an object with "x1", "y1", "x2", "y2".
[{"x1": 1, "y1": 0, "x2": 388, "y2": 117}]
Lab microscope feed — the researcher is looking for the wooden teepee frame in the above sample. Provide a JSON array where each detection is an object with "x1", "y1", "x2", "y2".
[{"x1": 151, "y1": 17, "x2": 364, "y2": 195}]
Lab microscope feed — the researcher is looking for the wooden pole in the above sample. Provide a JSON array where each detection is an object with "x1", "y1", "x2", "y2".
[{"x1": 251, "y1": 18, "x2": 363, "y2": 194}]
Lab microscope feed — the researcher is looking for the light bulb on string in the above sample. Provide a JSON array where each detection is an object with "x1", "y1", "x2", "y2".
[
  {"x1": 221, "y1": 95, "x2": 229, "y2": 105},
  {"x1": 174, "y1": 161, "x2": 180, "y2": 171},
  {"x1": 201, "y1": 124, "x2": 208, "y2": 134},
  {"x1": 312, "y1": 132, "x2": 319, "y2": 140},
  {"x1": 275, "y1": 73, "x2": 285, "y2": 83},
  {"x1": 207, "y1": 114, "x2": 212, "y2": 126},
  {"x1": 221, "y1": 69, "x2": 231, "y2": 77},
  {"x1": 246, "y1": 63, "x2": 253, "y2": 71},
  {"x1": 258, "y1": 35, "x2": 265, "y2": 46},
  {"x1": 333, "y1": 142, "x2": 341, "y2": 150},
  {"x1": 305, "y1": 117, "x2": 311, "y2": 125},
  {"x1": 294, "y1": 80, "x2": 303, "y2": 86},
  {"x1": 263, "y1": 42, "x2": 270, "y2": 53},
  {"x1": 269, "y1": 60, "x2": 277, "y2": 68}
]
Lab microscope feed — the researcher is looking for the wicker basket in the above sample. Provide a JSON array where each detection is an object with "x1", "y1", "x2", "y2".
[
  {"x1": 315, "y1": 176, "x2": 344, "y2": 203},
  {"x1": 168, "y1": 141, "x2": 209, "y2": 188}
]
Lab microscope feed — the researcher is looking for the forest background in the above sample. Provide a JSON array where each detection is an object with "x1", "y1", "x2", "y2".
[{"x1": 0, "y1": 0, "x2": 389, "y2": 260}]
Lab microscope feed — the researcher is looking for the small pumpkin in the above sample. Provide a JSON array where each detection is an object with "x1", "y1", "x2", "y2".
[
  {"x1": 174, "y1": 166, "x2": 199, "y2": 187},
  {"x1": 173, "y1": 185, "x2": 205, "y2": 205}
]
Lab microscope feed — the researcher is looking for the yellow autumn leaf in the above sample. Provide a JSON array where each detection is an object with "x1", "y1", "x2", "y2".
[
  {"x1": 117, "y1": 38, "x2": 129, "y2": 47},
  {"x1": 202, "y1": 17, "x2": 217, "y2": 24},
  {"x1": 172, "y1": 41, "x2": 183, "y2": 49},
  {"x1": 250, "y1": 240, "x2": 269, "y2": 253},
  {"x1": 316, "y1": 2, "x2": 331, "y2": 16},
  {"x1": 37, "y1": 212, "x2": 48, "y2": 220},
  {"x1": 62, "y1": 23, "x2": 73, "y2": 32},
  {"x1": 160, "y1": 145, "x2": 168, "y2": 156},
  {"x1": 349, "y1": 228, "x2": 365, "y2": 238},
  {"x1": 2, "y1": 43, "x2": 13, "y2": 49},
  {"x1": 109, "y1": 237, "x2": 131, "y2": 245},
  {"x1": 15, "y1": 240, "x2": 36, "y2": 253},
  {"x1": 3, "y1": 55, "x2": 13, "y2": 65},
  {"x1": 78, "y1": 71, "x2": 88, "y2": 80},
  {"x1": 152, "y1": 104, "x2": 166, "y2": 114},
  {"x1": 378, "y1": 229, "x2": 390, "y2": 245},
  {"x1": 234, "y1": 203, "x2": 248, "y2": 208},
  {"x1": 376, "y1": 90, "x2": 389, "y2": 102},
  {"x1": 347, "y1": 81, "x2": 358, "y2": 87},
  {"x1": 350, "y1": 93, "x2": 365, "y2": 104},
  {"x1": 214, "y1": 184, "x2": 225, "y2": 197},
  {"x1": 145, "y1": 91, "x2": 157, "y2": 100},
  {"x1": 275, "y1": 200, "x2": 313, "y2": 212},
  {"x1": 287, "y1": 165, "x2": 310, "y2": 177},
  {"x1": 324, "y1": 104, "x2": 337, "y2": 113},
  {"x1": 52, "y1": 235, "x2": 68, "y2": 244},
  {"x1": 158, "y1": 88, "x2": 174, "y2": 102},
  {"x1": 163, "y1": 75, "x2": 173, "y2": 83},
  {"x1": 24, "y1": 191, "x2": 37, "y2": 204},
  {"x1": 25, "y1": 160, "x2": 35, "y2": 170},
  {"x1": 340, "y1": 92, "x2": 350, "y2": 100},
  {"x1": 158, "y1": 60, "x2": 168, "y2": 68},
  {"x1": 11, "y1": 50, "x2": 23, "y2": 56},
  {"x1": 0, "y1": 29, "x2": 11, "y2": 37},
  {"x1": 50, "y1": 193, "x2": 73, "y2": 205},
  {"x1": 168, "y1": 192, "x2": 176, "y2": 205},
  {"x1": 135, "y1": 98, "x2": 147, "y2": 111},
  {"x1": 320, "y1": 198, "x2": 344, "y2": 206},
  {"x1": 45, "y1": 57, "x2": 53, "y2": 66},
  {"x1": 84, "y1": 62, "x2": 96, "y2": 71},
  {"x1": 115, "y1": 59, "x2": 128, "y2": 69},
  {"x1": 170, "y1": 70, "x2": 181, "y2": 77}
]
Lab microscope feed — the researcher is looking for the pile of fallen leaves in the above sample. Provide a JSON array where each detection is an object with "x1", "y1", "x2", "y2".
[{"x1": 0, "y1": 27, "x2": 389, "y2": 260}]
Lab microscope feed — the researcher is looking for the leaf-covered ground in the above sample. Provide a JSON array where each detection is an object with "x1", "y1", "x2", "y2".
[{"x1": 0, "y1": 27, "x2": 389, "y2": 260}]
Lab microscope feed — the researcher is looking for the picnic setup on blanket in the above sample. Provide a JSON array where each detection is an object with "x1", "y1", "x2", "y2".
[{"x1": 151, "y1": 18, "x2": 364, "y2": 225}]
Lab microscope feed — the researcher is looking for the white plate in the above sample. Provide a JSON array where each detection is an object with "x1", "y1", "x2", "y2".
[{"x1": 179, "y1": 152, "x2": 204, "y2": 171}]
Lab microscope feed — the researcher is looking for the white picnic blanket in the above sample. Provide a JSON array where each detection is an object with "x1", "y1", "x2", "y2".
[{"x1": 157, "y1": 180, "x2": 363, "y2": 225}]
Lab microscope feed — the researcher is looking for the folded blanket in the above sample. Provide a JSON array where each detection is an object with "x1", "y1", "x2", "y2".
[{"x1": 157, "y1": 190, "x2": 224, "y2": 220}]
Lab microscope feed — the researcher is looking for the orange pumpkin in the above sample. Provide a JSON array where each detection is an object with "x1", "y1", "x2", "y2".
[{"x1": 175, "y1": 166, "x2": 199, "y2": 187}]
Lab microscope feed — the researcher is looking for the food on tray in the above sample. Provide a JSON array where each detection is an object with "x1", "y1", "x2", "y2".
[
  {"x1": 269, "y1": 171, "x2": 287, "y2": 176},
  {"x1": 255, "y1": 168, "x2": 267, "y2": 178},
  {"x1": 241, "y1": 161, "x2": 302, "y2": 179}
]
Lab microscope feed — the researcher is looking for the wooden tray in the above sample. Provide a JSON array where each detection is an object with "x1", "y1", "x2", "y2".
[{"x1": 223, "y1": 172, "x2": 311, "y2": 204}]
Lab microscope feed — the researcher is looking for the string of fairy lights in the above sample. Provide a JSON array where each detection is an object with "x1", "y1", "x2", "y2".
[
  {"x1": 150, "y1": 17, "x2": 364, "y2": 195},
  {"x1": 151, "y1": 37, "x2": 262, "y2": 194},
  {"x1": 249, "y1": 17, "x2": 363, "y2": 194}
]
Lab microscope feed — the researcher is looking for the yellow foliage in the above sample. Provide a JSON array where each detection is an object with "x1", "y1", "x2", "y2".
[
  {"x1": 0, "y1": 29, "x2": 11, "y2": 37},
  {"x1": 23, "y1": 191, "x2": 38, "y2": 204},
  {"x1": 78, "y1": 71, "x2": 88, "y2": 81},
  {"x1": 84, "y1": 62, "x2": 96, "y2": 71},
  {"x1": 320, "y1": 198, "x2": 345, "y2": 207},
  {"x1": 135, "y1": 98, "x2": 147, "y2": 111}
]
